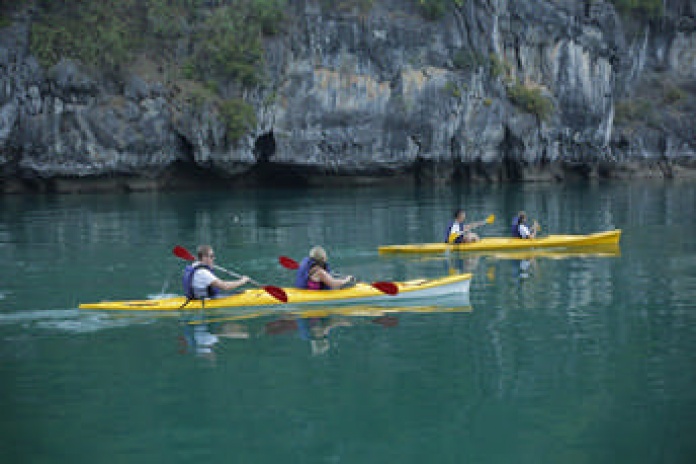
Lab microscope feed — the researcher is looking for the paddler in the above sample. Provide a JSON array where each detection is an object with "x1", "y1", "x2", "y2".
[
  {"x1": 512, "y1": 212, "x2": 539, "y2": 239},
  {"x1": 445, "y1": 209, "x2": 480, "y2": 244},
  {"x1": 182, "y1": 245, "x2": 250, "y2": 299},
  {"x1": 295, "y1": 246, "x2": 354, "y2": 290}
]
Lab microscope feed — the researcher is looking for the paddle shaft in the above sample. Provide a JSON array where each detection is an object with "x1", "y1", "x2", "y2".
[
  {"x1": 467, "y1": 220, "x2": 487, "y2": 230},
  {"x1": 211, "y1": 263, "x2": 261, "y2": 286},
  {"x1": 462, "y1": 215, "x2": 494, "y2": 232}
]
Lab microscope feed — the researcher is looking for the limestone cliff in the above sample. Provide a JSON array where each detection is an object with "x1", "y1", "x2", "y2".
[{"x1": 1, "y1": 0, "x2": 696, "y2": 192}]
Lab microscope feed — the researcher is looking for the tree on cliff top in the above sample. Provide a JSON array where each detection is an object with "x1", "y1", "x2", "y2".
[{"x1": 29, "y1": 0, "x2": 286, "y2": 74}]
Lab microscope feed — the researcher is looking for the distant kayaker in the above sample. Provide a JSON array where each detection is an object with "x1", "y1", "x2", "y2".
[
  {"x1": 445, "y1": 209, "x2": 480, "y2": 244},
  {"x1": 512, "y1": 212, "x2": 539, "y2": 239},
  {"x1": 295, "y1": 246, "x2": 354, "y2": 290},
  {"x1": 182, "y1": 245, "x2": 250, "y2": 299}
]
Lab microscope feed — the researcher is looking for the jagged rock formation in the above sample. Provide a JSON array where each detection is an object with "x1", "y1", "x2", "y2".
[{"x1": 1, "y1": 0, "x2": 696, "y2": 192}]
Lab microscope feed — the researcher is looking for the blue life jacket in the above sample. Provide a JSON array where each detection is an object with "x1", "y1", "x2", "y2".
[
  {"x1": 182, "y1": 263, "x2": 220, "y2": 299},
  {"x1": 444, "y1": 221, "x2": 464, "y2": 244},
  {"x1": 295, "y1": 257, "x2": 331, "y2": 289},
  {"x1": 511, "y1": 216, "x2": 523, "y2": 238}
]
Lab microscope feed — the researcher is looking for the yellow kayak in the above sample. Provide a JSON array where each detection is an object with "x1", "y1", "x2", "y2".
[
  {"x1": 79, "y1": 274, "x2": 472, "y2": 311},
  {"x1": 378, "y1": 229, "x2": 622, "y2": 254}
]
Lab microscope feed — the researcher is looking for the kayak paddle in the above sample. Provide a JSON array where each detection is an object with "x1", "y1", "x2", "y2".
[
  {"x1": 472, "y1": 214, "x2": 495, "y2": 228},
  {"x1": 278, "y1": 255, "x2": 300, "y2": 270},
  {"x1": 172, "y1": 246, "x2": 288, "y2": 303},
  {"x1": 277, "y1": 256, "x2": 399, "y2": 296}
]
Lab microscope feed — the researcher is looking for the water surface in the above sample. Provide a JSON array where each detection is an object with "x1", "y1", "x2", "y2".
[{"x1": 1, "y1": 183, "x2": 695, "y2": 463}]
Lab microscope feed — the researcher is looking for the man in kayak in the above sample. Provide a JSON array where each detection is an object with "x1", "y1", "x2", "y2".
[
  {"x1": 183, "y1": 245, "x2": 250, "y2": 299},
  {"x1": 445, "y1": 209, "x2": 481, "y2": 244},
  {"x1": 295, "y1": 246, "x2": 354, "y2": 289},
  {"x1": 512, "y1": 212, "x2": 539, "y2": 239}
]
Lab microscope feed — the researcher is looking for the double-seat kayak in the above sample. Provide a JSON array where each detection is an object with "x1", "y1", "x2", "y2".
[
  {"x1": 79, "y1": 274, "x2": 472, "y2": 311},
  {"x1": 378, "y1": 229, "x2": 622, "y2": 255}
]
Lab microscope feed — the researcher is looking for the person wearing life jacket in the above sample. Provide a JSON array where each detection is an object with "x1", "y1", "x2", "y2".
[
  {"x1": 295, "y1": 246, "x2": 353, "y2": 290},
  {"x1": 511, "y1": 212, "x2": 538, "y2": 239},
  {"x1": 182, "y1": 245, "x2": 250, "y2": 300},
  {"x1": 445, "y1": 209, "x2": 480, "y2": 244}
]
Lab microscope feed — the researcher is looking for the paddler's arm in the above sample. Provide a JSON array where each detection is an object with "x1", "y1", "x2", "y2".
[
  {"x1": 210, "y1": 276, "x2": 250, "y2": 291},
  {"x1": 313, "y1": 268, "x2": 354, "y2": 289},
  {"x1": 464, "y1": 220, "x2": 486, "y2": 231}
]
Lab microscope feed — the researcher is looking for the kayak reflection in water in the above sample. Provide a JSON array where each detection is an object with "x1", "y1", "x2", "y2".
[
  {"x1": 264, "y1": 313, "x2": 398, "y2": 356},
  {"x1": 515, "y1": 258, "x2": 536, "y2": 280},
  {"x1": 295, "y1": 246, "x2": 354, "y2": 290},
  {"x1": 179, "y1": 316, "x2": 250, "y2": 360},
  {"x1": 297, "y1": 317, "x2": 352, "y2": 356},
  {"x1": 446, "y1": 253, "x2": 480, "y2": 275},
  {"x1": 176, "y1": 309, "x2": 400, "y2": 358}
]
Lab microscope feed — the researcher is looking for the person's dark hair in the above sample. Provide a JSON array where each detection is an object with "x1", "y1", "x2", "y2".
[
  {"x1": 453, "y1": 209, "x2": 464, "y2": 219},
  {"x1": 518, "y1": 212, "x2": 527, "y2": 222}
]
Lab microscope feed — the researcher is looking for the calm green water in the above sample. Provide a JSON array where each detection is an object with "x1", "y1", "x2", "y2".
[{"x1": 1, "y1": 183, "x2": 695, "y2": 463}]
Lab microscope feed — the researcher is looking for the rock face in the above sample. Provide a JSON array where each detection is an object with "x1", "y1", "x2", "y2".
[{"x1": 2, "y1": 0, "x2": 696, "y2": 192}]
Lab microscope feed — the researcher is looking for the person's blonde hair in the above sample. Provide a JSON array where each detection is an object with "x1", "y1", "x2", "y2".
[
  {"x1": 309, "y1": 246, "x2": 327, "y2": 263},
  {"x1": 197, "y1": 245, "x2": 213, "y2": 260}
]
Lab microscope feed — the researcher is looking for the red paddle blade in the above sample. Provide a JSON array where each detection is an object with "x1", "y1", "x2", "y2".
[
  {"x1": 371, "y1": 281, "x2": 399, "y2": 296},
  {"x1": 372, "y1": 315, "x2": 399, "y2": 327},
  {"x1": 279, "y1": 256, "x2": 299, "y2": 270},
  {"x1": 263, "y1": 286, "x2": 288, "y2": 303},
  {"x1": 173, "y1": 245, "x2": 195, "y2": 261}
]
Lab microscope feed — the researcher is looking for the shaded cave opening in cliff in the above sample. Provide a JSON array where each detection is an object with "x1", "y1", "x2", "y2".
[
  {"x1": 162, "y1": 134, "x2": 234, "y2": 189},
  {"x1": 501, "y1": 127, "x2": 524, "y2": 182},
  {"x1": 252, "y1": 131, "x2": 312, "y2": 187},
  {"x1": 254, "y1": 132, "x2": 276, "y2": 164}
]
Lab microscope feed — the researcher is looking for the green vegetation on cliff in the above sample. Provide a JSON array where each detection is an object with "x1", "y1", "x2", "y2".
[
  {"x1": 27, "y1": 0, "x2": 285, "y2": 142},
  {"x1": 320, "y1": 0, "x2": 375, "y2": 13},
  {"x1": 30, "y1": 0, "x2": 144, "y2": 71},
  {"x1": 508, "y1": 82, "x2": 554, "y2": 121},
  {"x1": 416, "y1": 0, "x2": 464, "y2": 20},
  {"x1": 610, "y1": 0, "x2": 663, "y2": 18},
  {"x1": 219, "y1": 98, "x2": 258, "y2": 141},
  {"x1": 30, "y1": 0, "x2": 285, "y2": 74}
]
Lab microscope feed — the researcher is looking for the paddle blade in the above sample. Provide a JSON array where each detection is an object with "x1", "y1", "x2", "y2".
[
  {"x1": 279, "y1": 256, "x2": 299, "y2": 270},
  {"x1": 371, "y1": 281, "x2": 399, "y2": 296},
  {"x1": 263, "y1": 285, "x2": 288, "y2": 303},
  {"x1": 486, "y1": 214, "x2": 495, "y2": 224},
  {"x1": 173, "y1": 245, "x2": 195, "y2": 261},
  {"x1": 372, "y1": 315, "x2": 399, "y2": 327}
]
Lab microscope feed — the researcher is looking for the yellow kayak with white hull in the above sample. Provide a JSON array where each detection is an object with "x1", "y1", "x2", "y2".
[
  {"x1": 378, "y1": 229, "x2": 622, "y2": 255},
  {"x1": 79, "y1": 274, "x2": 472, "y2": 311}
]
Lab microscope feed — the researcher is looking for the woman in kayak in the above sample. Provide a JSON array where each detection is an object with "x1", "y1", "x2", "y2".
[
  {"x1": 446, "y1": 209, "x2": 481, "y2": 244},
  {"x1": 512, "y1": 212, "x2": 539, "y2": 239},
  {"x1": 295, "y1": 246, "x2": 354, "y2": 290}
]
